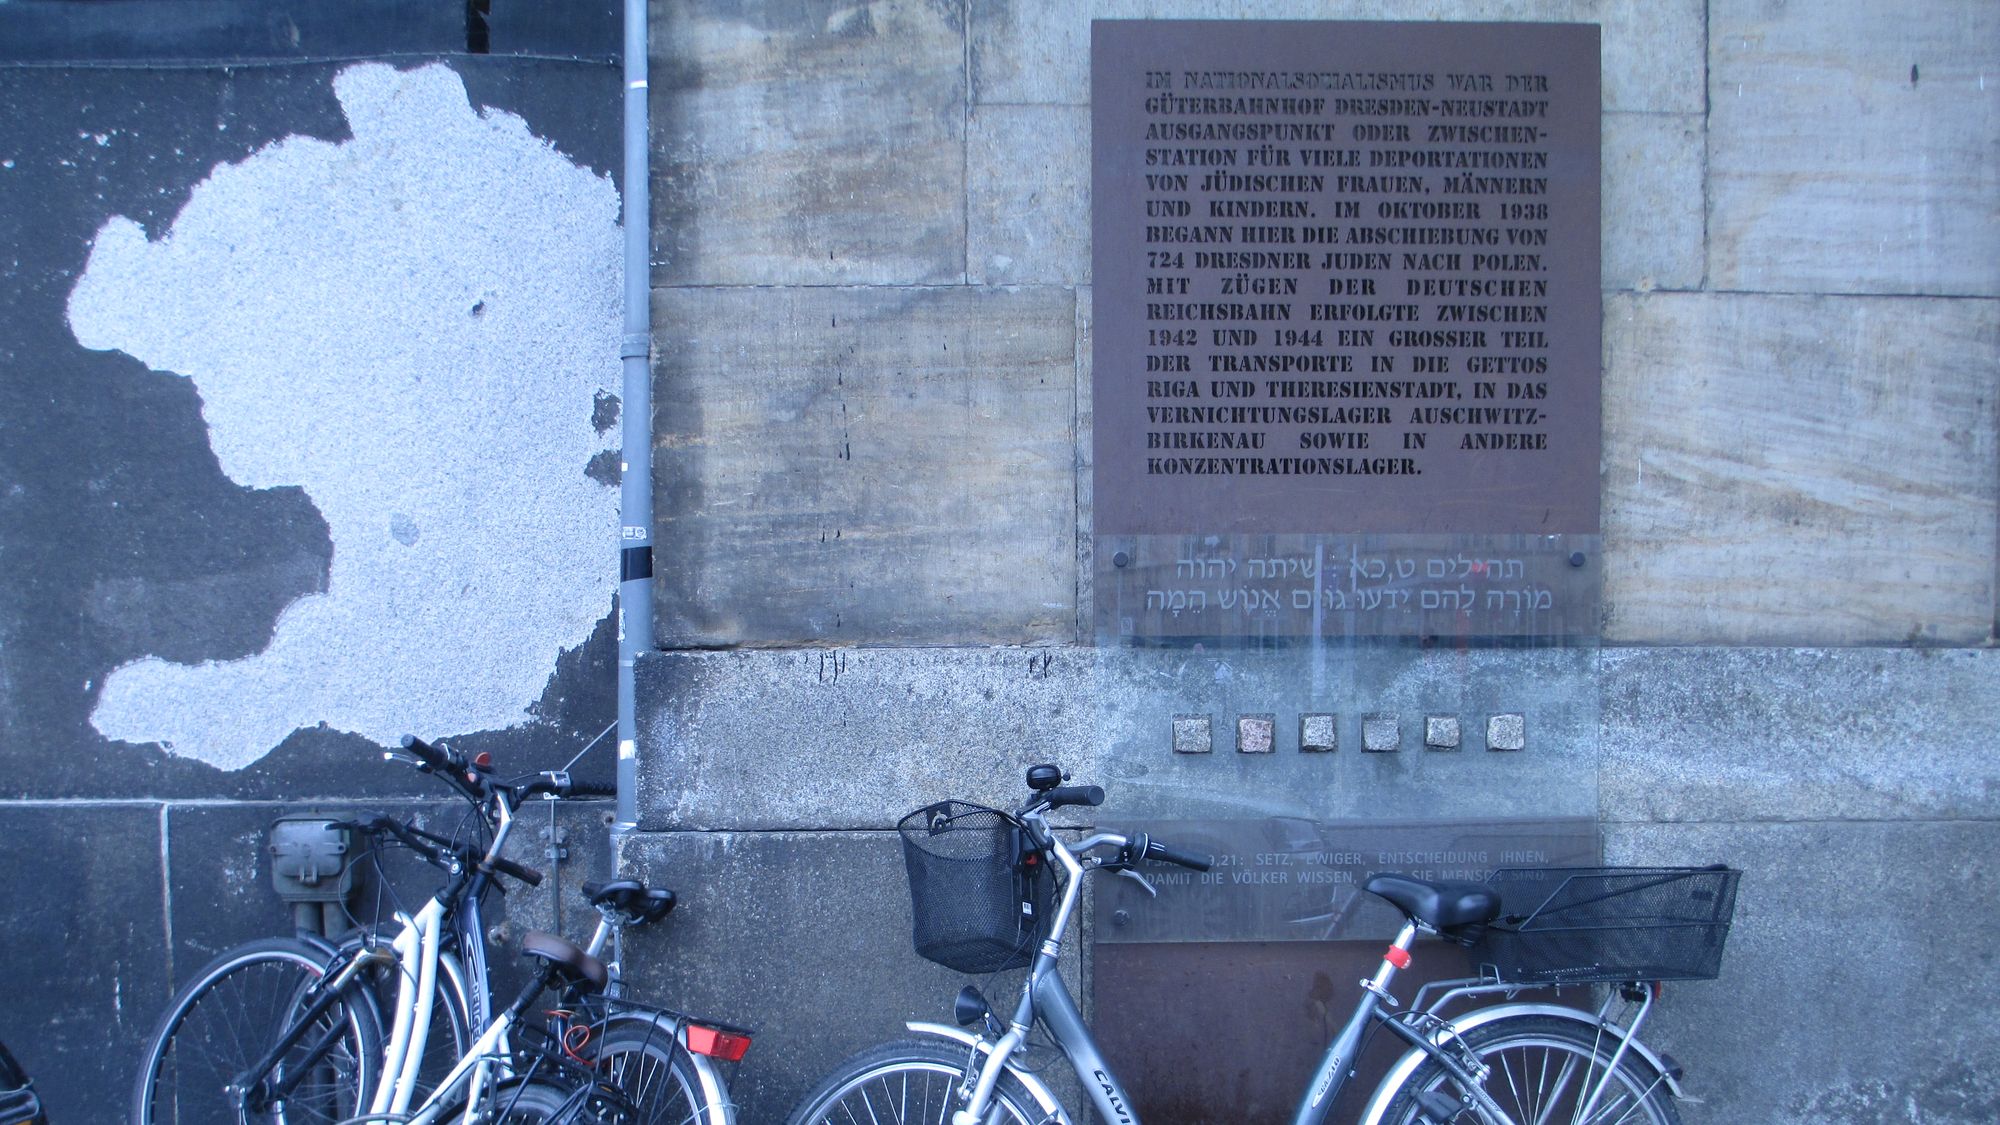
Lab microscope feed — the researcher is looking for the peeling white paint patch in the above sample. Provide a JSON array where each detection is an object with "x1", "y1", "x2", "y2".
[{"x1": 69, "y1": 62, "x2": 620, "y2": 770}]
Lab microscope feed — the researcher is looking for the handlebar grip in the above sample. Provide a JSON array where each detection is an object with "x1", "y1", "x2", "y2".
[
  {"x1": 1047, "y1": 785, "x2": 1105, "y2": 809},
  {"x1": 488, "y1": 855, "x2": 544, "y2": 887},
  {"x1": 567, "y1": 780, "x2": 617, "y2": 798},
  {"x1": 399, "y1": 734, "x2": 455, "y2": 771},
  {"x1": 1145, "y1": 838, "x2": 1213, "y2": 872}
]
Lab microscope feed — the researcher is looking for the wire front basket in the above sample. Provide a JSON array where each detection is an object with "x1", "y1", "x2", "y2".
[
  {"x1": 898, "y1": 800, "x2": 1052, "y2": 974},
  {"x1": 1476, "y1": 866, "x2": 1742, "y2": 984}
]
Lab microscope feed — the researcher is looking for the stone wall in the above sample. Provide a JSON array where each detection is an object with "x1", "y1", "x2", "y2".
[{"x1": 635, "y1": 2, "x2": 1999, "y2": 1122}]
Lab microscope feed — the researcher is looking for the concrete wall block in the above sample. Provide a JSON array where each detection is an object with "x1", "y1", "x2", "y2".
[
  {"x1": 968, "y1": 103, "x2": 1091, "y2": 285},
  {"x1": 651, "y1": 285, "x2": 1078, "y2": 646},
  {"x1": 971, "y1": 0, "x2": 1701, "y2": 113},
  {"x1": 1606, "y1": 820, "x2": 2000, "y2": 1124},
  {"x1": 0, "y1": 805, "x2": 166, "y2": 1123},
  {"x1": 634, "y1": 645, "x2": 1599, "y2": 831},
  {"x1": 1709, "y1": 0, "x2": 2000, "y2": 296},
  {"x1": 1602, "y1": 112, "x2": 1704, "y2": 291},
  {"x1": 1601, "y1": 647, "x2": 2000, "y2": 823},
  {"x1": 1075, "y1": 284, "x2": 1096, "y2": 641},
  {"x1": 615, "y1": 829, "x2": 1062, "y2": 1124},
  {"x1": 1601, "y1": 291, "x2": 1999, "y2": 645},
  {"x1": 650, "y1": 0, "x2": 966, "y2": 286}
]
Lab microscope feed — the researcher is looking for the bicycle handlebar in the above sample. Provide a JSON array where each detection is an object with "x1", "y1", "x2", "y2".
[
  {"x1": 1046, "y1": 784, "x2": 1104, "y2": 809},
  {"x1": 1141, "y1": 836, "x2": 1212, "y2": 872}
]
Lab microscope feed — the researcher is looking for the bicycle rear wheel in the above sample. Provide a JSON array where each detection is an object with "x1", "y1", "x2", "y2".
[
  {"x1": 591, "y1": 1017, "x2": 726, "y2": 1125},
  {"x1": 1380, "y1": 1014, "x2": 1681, "y2": 1125},
  {"x1": 784, "y1": 1040, "x2": 1044, "y2": 1125},
  {"x1": 131, "y1": 936, "x2": 382, "y2": 1125}
]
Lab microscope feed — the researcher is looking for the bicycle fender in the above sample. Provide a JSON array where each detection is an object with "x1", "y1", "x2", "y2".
[
  {"x1": 613, "y1": 1011, "x2": 737, "y2": 1125},
  {"x1": 906, "y1": 1022, "x2": 1071, "y2": 1124},
  {"x1": 1354, "y1": 1002, "x2": 1687, "y2": 1125}
]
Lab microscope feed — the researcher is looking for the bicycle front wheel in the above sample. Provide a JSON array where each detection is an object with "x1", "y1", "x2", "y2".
[
  {"x1": 592, "y1": 1017, "x2": 727, "y2": 1125},
  {"x1": 784, "y1": 1039, "x2": 1045, "y2": 1125},
  {"x1": 131, "y1": 936, "x2": 382, "y2": 1125},
  {"x1": 1380, "y1": 1013, "x2": 1682, "y2": 1125}
]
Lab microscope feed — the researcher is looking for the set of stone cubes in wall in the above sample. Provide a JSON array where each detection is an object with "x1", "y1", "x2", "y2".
[{"x1": 1171, "y1": 712, "x2": 1527, "y2": 754}]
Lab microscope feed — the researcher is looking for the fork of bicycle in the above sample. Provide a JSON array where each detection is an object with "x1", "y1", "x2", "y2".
[{"x1": 134, "y1": 750, "x2": 1736, "y2": 1125}]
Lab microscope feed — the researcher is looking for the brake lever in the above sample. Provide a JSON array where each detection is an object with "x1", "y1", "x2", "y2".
[{"x1": 1113, "y1": 867, "x2": 1159, "y2": 898}]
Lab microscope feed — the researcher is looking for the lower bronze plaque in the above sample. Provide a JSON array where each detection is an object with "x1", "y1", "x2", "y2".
[{"x1": 1093, "y1": 818, "x2": 1598, "y2": 1123}]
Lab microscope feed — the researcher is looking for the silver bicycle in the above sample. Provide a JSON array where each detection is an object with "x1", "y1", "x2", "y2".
[
  {"x1": 787, "y1": 765, "x2": 1738, "y2": 1125},
  {"x1": 132, "y1": 735, "x2": 749, "y2": 1124}
]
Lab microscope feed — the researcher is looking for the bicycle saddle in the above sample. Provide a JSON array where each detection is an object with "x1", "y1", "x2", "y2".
[
  {"x1": 520, "y1": 930, "x2": 610, "y2": 994},
  {"x1": 583, "y1": 879, "x2": 677, "y2": 924},
  {"x1": 1363, "y1": 873, "x2": 1503, "y2": 930}
]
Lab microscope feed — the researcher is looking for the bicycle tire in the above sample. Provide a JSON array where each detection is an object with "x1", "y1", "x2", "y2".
[
  {"x1": 592, "y1": 1017, "x2": 728, "y2": 1125},
  {"x1": 448, "y1": 1076, "x2": 618, "y2": 1123},
  {"x1": 339, "y1": 931, "x2": 473, "y2": 1108},
  {"x1": 131, "y1": 936, "x2": 383, "y2": 1125},
  {"x1": 1379, "y1": 1013, "x2": 1682, "y2": 1125},
  {"x1": 784, "y1": 1039, "x2": 1045, "y2": 1125}
]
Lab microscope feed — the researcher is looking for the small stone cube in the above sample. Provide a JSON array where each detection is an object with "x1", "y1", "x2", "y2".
[
  {"x1": 1487, "y1": 713, "x2": 1527, "y2": 752},
  {"x1": 1362, "y1": 714, "x2": 1400, "y2": 752},
  {"x1": 1300, "y1": 713, "x2": 1338, "y2": 752},
  {"x1": 1425, "y1": 715, "x2": 1462, "y2": 750},
  {"x1": 1237, "y1": 714, "x2": 1276, "y2": 753},
  {"x1": 1173, "y1": 714, "x2": 1213, "y2": 754}
]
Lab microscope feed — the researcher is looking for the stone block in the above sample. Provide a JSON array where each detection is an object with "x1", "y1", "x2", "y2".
[
  {"x1": 1424, "y1": 714, "x2": 1461, "y2": 750},
  {"x1": 615, "y1": 830, "x2": 1086, "y2": 1124},
  {"x1": 1236, "y1": 713, "x2": 1275, "y2": 753},
  {"x1": 1362, "y1": 713, "x2": 1401, "y2": 752},
  {"x1": 652, "y1": 286, "x2": 1078, "y2": 646},
  {"x1": 1601, "y1": 647, "x2": 2000, "y2": 823},
  {"x1": 969, "y1": 104, "x2": 1090, "y2": 285},
  {"x1": 1602, "y1": 112, "x2": 1704, "y2": 291},
  {"x1": 1299, "y1": 712, "x2": 1338, "y2": 752},
  {"x1": 635, "y1": 645, "x2": 1600, "y2": 830},
  {"x1": 1605, "y1": 820, "x2": 2000, "y2": 1124},
  {"x1": 1173, "y1": 713, "x2": 1213, "y2": 754},
  {"x1": 1485, "y1": 712, "x2": 1526, "y2": 751},
  {"x1": 971, "y1": 0, "x2": 1702, "y2": 113},
  {"x1": 650, "y1": 0, "x2": 964, "y2": 285},
  {"x1": 0, "y1": 806, "x2": 166, "y2": 1123},
  {"x1": 1709, "y1": 0, "x2": 2000, "y2": 296},
  {"x1": 1602, "y1": 292, "x2": 1998, "y2": 645}
]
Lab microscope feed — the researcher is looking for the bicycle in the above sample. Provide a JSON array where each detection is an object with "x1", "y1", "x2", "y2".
[
  {"x1": 786, "y1": 765, "x2": 1739, "y2": 1125},
  {"x1": 132, "y1": 734, "x2": 748, "y2": 1124}
]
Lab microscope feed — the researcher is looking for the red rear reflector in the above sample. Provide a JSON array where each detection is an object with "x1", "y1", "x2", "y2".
[
  {"x1": 685, "y1": 1024, "x2": 751, "y2": 1062},
  {"x1": 1385, "y1": 946, "x2": 1412, "y2": 969},
  {"x1": 473, "y1": 752, "x2": 493, "y2": 769}
]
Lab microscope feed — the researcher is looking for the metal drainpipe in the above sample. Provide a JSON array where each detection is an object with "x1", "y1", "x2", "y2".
[{"x1": 615, "y1": 0, "x2": 653, "y2": 857}]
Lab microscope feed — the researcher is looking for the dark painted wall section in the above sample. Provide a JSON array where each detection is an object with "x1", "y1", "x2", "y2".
[{"x1": 0, "y1": 6, "x2": 622, "y2": 1118}]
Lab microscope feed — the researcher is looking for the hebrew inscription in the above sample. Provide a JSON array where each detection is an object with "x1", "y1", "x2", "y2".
[{"x1": 1092, "y1": 21, "x2": 1600, "y2": 537}]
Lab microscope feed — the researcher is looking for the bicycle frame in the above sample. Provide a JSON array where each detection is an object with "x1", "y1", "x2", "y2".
[
  {"x1": 940, "y1": 820, "x2": 1603, "y2": 1125},
  {"x1": 372, "y1": 793, "x2": 521, "y2": 1122}
]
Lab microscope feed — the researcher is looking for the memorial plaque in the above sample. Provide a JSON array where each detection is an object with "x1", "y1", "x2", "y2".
[
  {"x1": 1104, "y1": 19, "x2": 1600, "y2": 640},
  {"x1": 1093, "y1": 817, "x2": 1599, "y2": 944},
  {"x1": 1091, "y1": 21, "x2": 1601, "y2": 538}
]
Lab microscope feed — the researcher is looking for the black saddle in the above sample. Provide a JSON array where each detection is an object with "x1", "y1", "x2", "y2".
[
  {"x1": 520, "y1": 930, "x2": 609, "y2": 994},
  {"x1": 1364, "y1": 873, "x2": 1503, "y2": 931},
  {"x1": 583, "y1": 878, "x2": 677, "y2": 925}
]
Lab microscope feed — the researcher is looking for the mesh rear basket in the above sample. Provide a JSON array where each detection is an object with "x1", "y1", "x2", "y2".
[
  {"x1": 1476, "y1": 866, "x2": 1741, "y2": 984},
  {"x1": 898, "y1": 800, "x2": 1052, "y2": 974}
]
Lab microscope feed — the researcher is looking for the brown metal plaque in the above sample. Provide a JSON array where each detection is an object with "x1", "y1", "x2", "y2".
[{"x1": 1092, "y1": 21, "x2": 1601, "y2": 536}]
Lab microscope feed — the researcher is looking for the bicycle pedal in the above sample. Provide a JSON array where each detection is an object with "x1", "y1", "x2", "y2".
[{"x1": 1414, "y1": 1088, "x2": 1464, "y2": 1121}]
